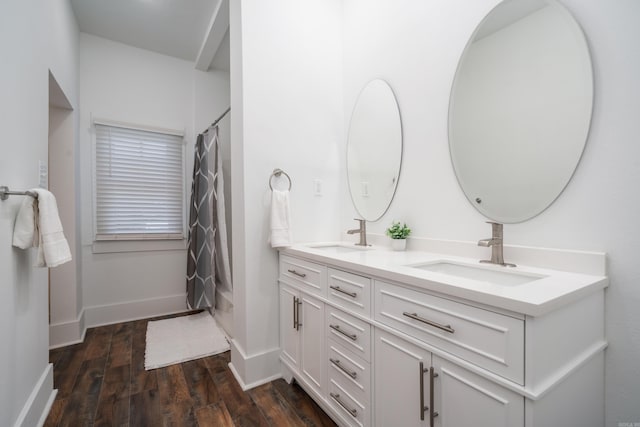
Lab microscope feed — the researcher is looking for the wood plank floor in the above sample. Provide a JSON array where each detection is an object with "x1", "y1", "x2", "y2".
[{"x1": 45, "y1": 313, "x2": 337, "y2": 427}]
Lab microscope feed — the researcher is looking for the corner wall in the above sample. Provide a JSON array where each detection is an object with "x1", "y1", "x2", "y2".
[
  {"x1": 230, "y1": 0, "x2": 344, "y2": 386},
  {"x1": 0, "y1": 0, "x2": 78, "y2": 424},
  {"x1": 342, "y1": 0, "x2": 640, "y2": 424}
]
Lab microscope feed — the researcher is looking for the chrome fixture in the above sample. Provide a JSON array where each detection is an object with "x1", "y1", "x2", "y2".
[
  {"x1": 478, "y1": 221, "x2": 516, "y2": 267},
  {"x1": 347, "y1": 218, "x2": 368, "y2": 246},
  {"x1": 0, "y1": 186, "x2": 38, "y2": 201},
  {"x1": 269, "y1": 168, "x2": 292, "y2": 191}
]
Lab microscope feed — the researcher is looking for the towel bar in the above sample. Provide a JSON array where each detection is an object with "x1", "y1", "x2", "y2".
[
  {"x1": 269, "y1": 169, "x2": 292, "y2": 191},
  {"x1": 0, "y1": 186, "x2": 38, "y2": 201}
]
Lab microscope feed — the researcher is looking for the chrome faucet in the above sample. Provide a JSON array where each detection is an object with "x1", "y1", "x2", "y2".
[
  {"x1": 478, "y1": 221, "x2": 516, "y2": 267},
  {"x1": 347, "y1": 218, "x2": 369, "y2": 246}
]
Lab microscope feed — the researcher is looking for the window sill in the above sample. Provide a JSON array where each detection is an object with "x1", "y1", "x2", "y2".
[{"x1": 92, "y1": 238, "x2": 187, "y2": 254}]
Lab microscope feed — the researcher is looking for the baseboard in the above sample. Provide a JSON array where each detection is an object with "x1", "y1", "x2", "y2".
[
  {"x1": 49, "y1": 310, "x2": 86, "y2": 349},
  {"x1": 13, "y1": 363, "x2": 55, "y2": 427},
  {"x1": 228, "y1": 339, "x2": 281, "y2": 390},
  {"x1": 84, "y1": 293, "x2": 188, "y2": 328}
]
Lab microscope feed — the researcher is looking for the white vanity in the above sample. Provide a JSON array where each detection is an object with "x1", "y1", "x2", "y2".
[{"x1": 277, "y1": 243, "x2": 607, "y2": 427}]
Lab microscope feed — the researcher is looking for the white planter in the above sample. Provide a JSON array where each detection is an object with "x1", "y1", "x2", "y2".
[{"x1": 390, "y1": 239, "x2": 407, "y2": 251}]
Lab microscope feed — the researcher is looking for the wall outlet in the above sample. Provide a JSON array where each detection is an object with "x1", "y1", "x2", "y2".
[{"x1": 314, "y1": 179, "x2": 323, "y2": 196}]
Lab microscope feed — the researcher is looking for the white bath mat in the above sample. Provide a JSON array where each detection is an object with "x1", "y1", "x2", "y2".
[{"x1": 145, "y1": 311, "x2": 230, "y2": 370}]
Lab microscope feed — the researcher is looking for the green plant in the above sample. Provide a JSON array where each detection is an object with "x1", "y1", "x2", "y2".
[{"x1": 386, "y1": 221, "x2": 411, "y2": 240}]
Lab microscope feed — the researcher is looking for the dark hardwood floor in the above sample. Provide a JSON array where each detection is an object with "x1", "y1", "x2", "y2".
[{"x1": 45, "y1": 313, "x2": 337, "y2": 427}]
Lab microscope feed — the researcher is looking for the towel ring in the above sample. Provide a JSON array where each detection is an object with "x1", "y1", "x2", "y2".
[{"x1": 269, "y1": 168, "x2": 292, "y2": 191}]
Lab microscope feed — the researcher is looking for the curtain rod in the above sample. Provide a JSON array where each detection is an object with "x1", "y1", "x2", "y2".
[{"x1": 202, "y1": 106, "x2": 231, "y2": 134}]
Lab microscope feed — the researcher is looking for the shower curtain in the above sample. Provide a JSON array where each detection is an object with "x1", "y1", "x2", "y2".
[{"x1": 186, "y1": 125, "x2": 232, "y2": 310}]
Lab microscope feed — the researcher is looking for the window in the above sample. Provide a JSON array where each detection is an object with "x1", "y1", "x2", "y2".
[{"x1": 94, "y1": 123, "x2": 184, "y2": 241}]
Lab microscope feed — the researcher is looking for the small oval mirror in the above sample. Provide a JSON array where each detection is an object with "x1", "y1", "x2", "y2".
[
  {"x1": 449, "y1": 0, "x2": 593, "y2": 223},
  {"x1": 347, "y1": 80, "x2": 403, "y2": 221}
]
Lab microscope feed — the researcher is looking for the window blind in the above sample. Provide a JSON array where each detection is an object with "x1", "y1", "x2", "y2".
[{"x1": 95, "y1": 124, "x2": 184, "y2": 240}]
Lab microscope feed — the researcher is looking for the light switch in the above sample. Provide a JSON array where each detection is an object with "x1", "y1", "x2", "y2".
[
  {"x1": 361, "y1": 181, "x2": 369, "y2": 197},
  {"x1": 39, "y1": 160, "x2": 48, "y2": 188},
  {"x1": 314, "y1": 179, "x2": 322, "y2": 196}
]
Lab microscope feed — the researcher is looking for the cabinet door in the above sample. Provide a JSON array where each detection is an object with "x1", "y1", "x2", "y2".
[
  {"x1": 374, "y1": 329, "x2": 430, "y2": 427},
  {"x1": 300, "y1": 293, "x2": 326, "y2": 395},
  {"x1": 279, "y1": 285, "x2": 299, "y2": 370},
  {"x1": 432, "y1": 356, "x2": 524, "y2": 427}
]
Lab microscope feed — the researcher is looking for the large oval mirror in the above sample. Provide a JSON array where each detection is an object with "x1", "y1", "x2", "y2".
[
  {"x1": 449, "y1": 0, "x2": 593, "y2": 223},
  {"x1": 347, "y1": 80, "x2": 403, "y2": 221}
]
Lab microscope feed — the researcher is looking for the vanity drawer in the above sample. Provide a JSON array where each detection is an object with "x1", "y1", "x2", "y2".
[
  {"x1": 328, "y1": 377, "x2": 370, "y2": 427},
  {"x1": 328, "y1": 341, "x2": 371, "y2": 404},
  {"x1": 279, "y1": 255, "x2": 327, "y2": 296},
  {"x1": 328, "y1": 268, "x2": 372, "y2": 317},
  {"x1": 326, "y1": 307, "x2": 372, "y2": 362},
  {"x1": 374, "y1": 280, "x2": 524, "y2": 384}
]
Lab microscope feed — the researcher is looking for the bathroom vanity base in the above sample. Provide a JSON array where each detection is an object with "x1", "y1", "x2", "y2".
[{"x1": 278, "y1": 249, "x2": 606, "y2": 427}]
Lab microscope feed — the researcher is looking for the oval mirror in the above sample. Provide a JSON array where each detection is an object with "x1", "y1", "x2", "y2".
[
  {"x1": 449, "y1": 0, "x2": 593, "y2": 223},
  {"x1": 347, "y1": 80, "x2": 403, "y2": 221}
]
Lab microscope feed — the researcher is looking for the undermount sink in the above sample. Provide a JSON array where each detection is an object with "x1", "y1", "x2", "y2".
[
  {"x1": 306, "y1": 244, "x2": 368, "y2": 254},
  {"x1": 408, "y1": 261, "x2": 545, "y2": 287}
]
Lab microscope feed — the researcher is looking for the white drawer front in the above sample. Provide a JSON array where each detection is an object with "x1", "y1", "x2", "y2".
[
  {"x1": 326, "y1": 307, "x2": 372, "y2": 362},
  {"x1": 328, "y1": 268, "x2": 372, "y2": 317},
  {"x1": 328, "y1": 377, "x2": 370, "y2": 427},
  {"x1": 328, "y1": 341, "x2": 371, "y2": 404},
  {"x1": 279, "y1": 255, "x2": 327, "y2": 296},
  {"x1": 375, "y1": 280, "x2": 524, "y2": 384}
]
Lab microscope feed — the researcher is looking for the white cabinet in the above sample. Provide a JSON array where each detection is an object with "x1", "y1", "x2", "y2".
[
  {"x1": 279, "y1": 284, "x2": 300, "y2": 369},
  {"x1": 278, "y1": 252, "x2": 605, "y2": 427},
  {"x1": 279, "y1": 283, "x2": 326, "y2": 396},
  {"x1": 374, "y1": 329, "x2": 430, "y2": 427},
  {"x1": 432, "y1": 356, "x2": 523, "y2": 427},
  {"x1": 374, "y1": 329, "x2": 523, "y2": 427}
]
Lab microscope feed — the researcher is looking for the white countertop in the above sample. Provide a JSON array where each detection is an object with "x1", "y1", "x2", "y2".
[{"x1": 281, "y1": 242, "x2": 608, "y2": 317}]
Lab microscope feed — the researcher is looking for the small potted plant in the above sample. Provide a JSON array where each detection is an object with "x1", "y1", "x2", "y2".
[{"x1": 386, "y1": 221, "x2": 411, "y2": 251}]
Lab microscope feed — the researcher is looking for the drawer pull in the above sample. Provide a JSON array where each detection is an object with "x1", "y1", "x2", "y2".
[
  {"x1": 403, "y1": 312, "x2": 455, "y2": 334},
  {"x1": 330, "y1": 392, "x2": 358, "y2": 418},
  {"x1": 330, "y1": 285, "x2": 357, "y2": 298},
  {"x1": 287, "y1": 269, "x2": 306, "y2": 278},
  {"x1": 330, "y1": 358, "x2": 357, "y2": 379},
  {"x1": 329, "y1": 324, "x2": 357, "y2": 341}
]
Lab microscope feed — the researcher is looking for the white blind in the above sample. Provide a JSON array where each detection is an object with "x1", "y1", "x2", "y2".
[{"x1": 95, "y1": 124, "x2": 184, "y2": 240}]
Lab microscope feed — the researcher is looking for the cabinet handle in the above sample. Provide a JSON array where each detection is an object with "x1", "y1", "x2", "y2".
[
  {"x1": 287, "y1": 269, "x2": 306, "y2": 278},
  {"x1": 292, "y1": 296, "x2": 297, "y2": 329},
  {"x1": 329, "y1": 324, "x2": 357, "y2": 341},
  {"x1": 419, "y1": 362, "x2": 429, "y2": 421},
  {"x1": 330, "y1": 392, "x2": 358, "y2": 418},
  {"x1": 430, "y1": 368, "x2": 439, "y2": 426},
  {"x1": 403, "y1": 312, "x2": 455, "y2": 334},
  {"x1": 329, "y1": 285, "x2": 357, "y2": 298},
  {"x1": 296, "y1": 298, "x2": 302, "y2": 331},
  {"x1": 330, "y1": 358, "x2": 357, "y2": 379}
]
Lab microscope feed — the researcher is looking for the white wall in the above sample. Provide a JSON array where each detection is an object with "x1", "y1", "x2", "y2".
[
  {"x1": 230, "y1": 0, "x2": 344, "y2": 386},
  {"x1": 78, "y1": 33, "x2": 230, "y2": 328},
  {"x1": 342, "y1": 0, "x2": 640, "y2": 424},
  {"x1": 0, "y1": 0, "x2": 78, "y2": 425}
]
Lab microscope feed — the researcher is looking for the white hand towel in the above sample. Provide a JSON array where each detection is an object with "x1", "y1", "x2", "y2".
[
  {"x1": 270, "y1": 189, "x2": 292, "y2": 248},
  {"x1": 12, "y1": 195, "x2": 38, "y2": 249},
  {"x1": 12, "y1": 189, "x2": 72, "y2": 268}
]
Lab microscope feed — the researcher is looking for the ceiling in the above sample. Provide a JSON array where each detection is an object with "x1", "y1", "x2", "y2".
[{"x1": 70, "y1": 0, "x2": 228, "y2": 69}]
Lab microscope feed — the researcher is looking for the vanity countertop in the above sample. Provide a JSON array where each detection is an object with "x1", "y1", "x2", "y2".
[{"x1": 280, "y1": 242, "x2": 608, "y2": 317}]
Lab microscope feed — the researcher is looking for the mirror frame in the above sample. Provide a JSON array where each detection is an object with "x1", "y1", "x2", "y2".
[
  {"x1": 448, "y1": 0, "x2": 593, "y2": 223},
  {"x1": 347, "y1": 79, "x2": 403, "y2": 222}
]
